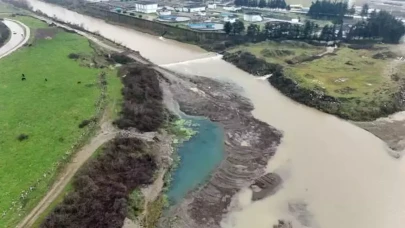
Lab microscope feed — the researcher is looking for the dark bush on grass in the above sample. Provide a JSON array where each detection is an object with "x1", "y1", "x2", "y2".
[
  {"x1": 348, "y1": 44, "x2": 374, "y2": 50},
  {"x1": 41, "y1": 137, "x2": 157, "y2": 228},
  {"x1": 107, "y1": 53, "x2": 134, "y2": 64},
  {"x1": 114, "y1": 65, "x2": 164, "y2": 132},
  {"x1": 223, "y1": 51, "x2": 283, "y2": 76},
  {"x1": 17, "y1": 134, "x2": 29, "y2": 141},
  {"x1": 68, "y1": 53, "x2": 80, "y2": 59},
  {"x1": 78, "y1": 118, "x2": 95, "y2": 128}
]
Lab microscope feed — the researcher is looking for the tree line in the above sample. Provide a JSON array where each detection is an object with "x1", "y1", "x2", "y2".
[
  {"x1": 224, "y1": 20, "x2": 340, "y2": 41},
  {"x1": 307, "y1": 0, "x2": 348, "y2": 19},
  {"x1": 348, "y1": 10, "x2": 405, "y2": 44},
  {"x1": 234, "y1": 0, "x2": 289, "y2": 9},
  {"x1": 224, "y1": 7, "x2": 405, "y2": 44}
]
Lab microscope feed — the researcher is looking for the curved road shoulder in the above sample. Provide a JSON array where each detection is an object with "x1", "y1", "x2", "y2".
[{"x1": 0, "y1": 18, "x2": 29, "y2": 59}]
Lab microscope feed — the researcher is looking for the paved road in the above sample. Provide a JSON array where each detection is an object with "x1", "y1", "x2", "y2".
[{"x1": 0, "y1": 18, "x2": 29, "y2": 59}]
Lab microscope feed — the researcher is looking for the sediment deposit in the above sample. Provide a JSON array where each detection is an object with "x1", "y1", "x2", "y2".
[{"x1": 158, "y1": 70, "x2": 282, "y2": 228}]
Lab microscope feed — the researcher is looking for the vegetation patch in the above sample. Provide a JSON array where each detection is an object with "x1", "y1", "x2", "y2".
[
  {"x1": 34, "y1": 28, "x2": 59, "y2": 40},
  {"x1": 223, "y1": 51, "x2": 283, "y2": 76},
  {"x1": 229, "y1": 41, "x2": 322, "y2": 65},
  {"x1": 114, "y1": 64, "x2": 164, "y2": 132},
  {"x1": 0, "y1": 16, "x2": 121, "y2": 227},
  {"x1": 41, "y1": 137, "x2": 157, "y2": 228},
  {"x1": 106, "y1": 53, "x2": 135, "y2": 65},
  {"x1": 142, "y1": 195, "x2": 168, "y2": 228},
  {"x1": 127, "y1": 189, "x2": 144, "y2": 219}
]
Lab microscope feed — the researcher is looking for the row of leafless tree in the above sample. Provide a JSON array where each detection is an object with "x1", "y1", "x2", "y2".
[
  {"x1": 41, "y1": 137, "x2": 157, "y2": 228},
  {"x1": 114, "y1": 65, "x2": 165, "y2": 132}
]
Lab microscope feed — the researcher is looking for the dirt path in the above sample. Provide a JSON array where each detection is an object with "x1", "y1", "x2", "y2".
[{"x1": 17, "y1": 122, "x2": 118, "y2": 228}]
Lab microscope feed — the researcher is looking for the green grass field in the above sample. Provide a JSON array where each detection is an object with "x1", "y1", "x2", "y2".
[
  {"x1": 0, "y1": 16, "x2": 121, "y2": 227},
  {"x1": 230, "y1": 40, "x2": 323, "y2": 65},
  {"x1": 286, "y1": 46, "x2": 396, "y2": 98}
]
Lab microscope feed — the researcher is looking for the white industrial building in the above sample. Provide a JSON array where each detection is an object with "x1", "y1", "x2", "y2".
[
  {"x1": 223, "y1": 16, "x2": 236, "y2": 23},
  {"x1": 134, "y1": 1, "x2": 158, "y2": 14},
  {"x1": 158, "y1": 10, "x2": 171, "y2": 15},
  {"x1": 182, "y1": 5, "x2": 206, "y2": 13},
  {"x1": 223, "y1": 6, "x2": 242, "y2": 12},
  {"x1": 207, "y1": 3, "x2": 217, "y2": 9},
  {"x1": 243, "y1": 12, "x2": 262, "y2": 22}
]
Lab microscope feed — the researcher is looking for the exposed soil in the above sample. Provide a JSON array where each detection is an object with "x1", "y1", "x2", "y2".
[
  {"x1": 157, "y1": 69, "x2": 282, "y2": 228},
  {"x1": 34, "y1": 28, "x2": 59, "y2": 40}
]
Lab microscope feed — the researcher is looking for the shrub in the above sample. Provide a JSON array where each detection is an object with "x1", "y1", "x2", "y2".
[
  {"x1": 348, "y1": 43, "x2": 374, "y2": 50},
  {"x1": 68, "y1": 53, "x2": 80, "y2": 59},
  {"x1": 78, "y1": 118, "x2": 95, "y2": 128},
  {"x1": 17, "y1": 134, "x2": 29, "y2": 141},
  {"x1": 106, "y1": 53, "x2": 134, "y2": 64},
  {"x1": 222, "y1": 51, "x2": 283, "y2": 76},
  {"x1": 114, "y1": 64, "x2": 164, "y2": 132},
  {"x1": 129, "y1": 13, "x2": 135, "y2": 16},
  {"x1": 41, "y1": 137, "x2": 157, "y2": 228}
]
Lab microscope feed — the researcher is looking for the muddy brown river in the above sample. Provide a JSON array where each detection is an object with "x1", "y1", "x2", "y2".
[{"x1": 26, "y1": 0, "x2": 405, "y2": 227}]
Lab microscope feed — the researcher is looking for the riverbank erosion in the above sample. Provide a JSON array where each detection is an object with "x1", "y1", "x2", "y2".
[
  {"x1": 8, "y1": 1, "x2": 405, "y2": 228},
  {"x1": 223, "y1": 49, "x2": 405, "y2": 122},
  {"x1": 158, "y1": 70, "x2": 282, "y2": 227},
  {"x1": 222, "y1": 47, "x2": 405, "y2": 155}
]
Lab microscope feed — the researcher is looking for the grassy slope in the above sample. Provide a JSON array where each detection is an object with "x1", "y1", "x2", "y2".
[
  {"x1": 287, "y1": 46, "x2": 395, "y2": 98},
  {"x1": 0, "y1": 16, "x2": 121, "y2": 227},
  {"x1": 230, "y1": 41, "x2": 322, "y2": 65}
]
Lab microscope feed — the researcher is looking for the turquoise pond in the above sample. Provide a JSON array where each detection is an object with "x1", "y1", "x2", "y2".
[{"x1": 167, "y1": 116, "x2": 224, "y2": 204}]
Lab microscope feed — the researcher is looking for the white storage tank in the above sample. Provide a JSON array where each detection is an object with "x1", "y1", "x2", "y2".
[{"x1": 243, "y1": 12, "x2": 262, "y2": 22}]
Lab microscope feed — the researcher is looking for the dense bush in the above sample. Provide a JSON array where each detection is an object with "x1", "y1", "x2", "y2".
[
  {"x1": 106, "y1": 53, "x2": 134, "y2": 64},
  {"x1": 68, "y1": 53, "x2": 80, "y2": 59},
  {"x1": 348, "y1": 43, "x2": 374, "y2": 50},
  {"x1": 42, "y1": 137, "x2": 157, "y2": 228},
  {"x1": 222, "y1": 51, "x2": 283, "y2": 76},
  {"x1": 78, "y1": 118, "x2": 95, "y2": 128},
  {"x1": 17, "y1": 134, "x2": 29, "y2": 141},
  {"x1": 114, "y1": 64, "x2": 164, "y2": 132}
]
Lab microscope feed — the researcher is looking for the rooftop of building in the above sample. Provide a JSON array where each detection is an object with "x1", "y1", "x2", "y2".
[
  {"x1": 185, "y1": 4, "x2": 207, "y2": 8},
  {"x1": 245, "y1": 12, "x2": 261, "y2": 15},
  {"x1": 135, "y1": 1, "x2": 158, "y2": 5}
]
